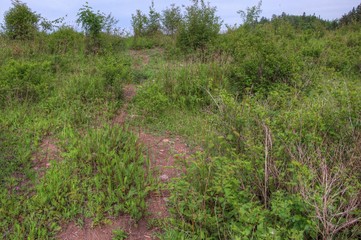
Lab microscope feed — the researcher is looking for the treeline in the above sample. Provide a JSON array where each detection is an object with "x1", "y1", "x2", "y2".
[
  {"x1": 1, "y1": 1, "x2": 360, "y2": 47},
  {"x1": 339, "y1": 3, "x2": 361, "y2": 25}
]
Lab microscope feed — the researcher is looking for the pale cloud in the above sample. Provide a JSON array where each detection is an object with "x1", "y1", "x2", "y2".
[{"x1": 1, "y1": 0, "x2": 359, "y2": 31}]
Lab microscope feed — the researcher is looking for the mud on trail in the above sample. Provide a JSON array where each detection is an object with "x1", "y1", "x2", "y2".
[{"x1": 58, "y1": 84, "x2": 191, "y2": 240}]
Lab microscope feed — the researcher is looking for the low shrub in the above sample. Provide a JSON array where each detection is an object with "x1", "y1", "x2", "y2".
[
  {"x1": 134, "y1": 82, "x2": 169, "y2": 119},
  {"x1": 0, "y1": 59, "x2": 53, "y2": 106},
  {"x1": 48, "y1": 26, "x2": 84, "y2": 55},
  {"x1": 227, "y1": 26, "x2": 303, "y2": 95}
]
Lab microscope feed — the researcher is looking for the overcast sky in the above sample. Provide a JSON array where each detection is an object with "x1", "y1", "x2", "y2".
[{"x1": 1, "y1": 0, "x2": 359, "y2": 32}]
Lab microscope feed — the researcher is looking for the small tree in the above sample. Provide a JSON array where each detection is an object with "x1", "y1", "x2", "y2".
[
  {"x1": 77, "y1": 3, "x2": 104, "y2": 38},
  {"x1": 3, "y1": 0, "x2": 40, "y2": 40},
  {"x1": 161, "y1": 4, "x2": 183, "y2": 36},
  {"x1": 238, "y1": 0, "x2": 262, "y2": 27},
  {"x1": 146, "y1": 1, "x2": 161, "y2": 35},
  {"x1": 131, "y1": 10, "x2": 148, "y2": 37},
  {"x1": 177, "y1": 0, "x2": 221, "y2": 52},
  {"x1": 76, "y1": 2, "x2": 118, "y2": 54}
]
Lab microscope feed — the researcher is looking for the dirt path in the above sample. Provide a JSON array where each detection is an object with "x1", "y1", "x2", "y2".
[{"x1": 58, "y1": 84, "x2": 190, "y2": 240}]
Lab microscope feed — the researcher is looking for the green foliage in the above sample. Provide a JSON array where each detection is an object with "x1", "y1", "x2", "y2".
[
  {"x1": 131, "y1": 10, "x2": 148, "y2": 37},
  {"x1": 146, "y1": 1, "x2": 161, "y2": 36},
  {"x1": 77, "y1": 3, "x2": 104, "y2": 37},
  {"x1": 339, "y1": 3, "x2": 361, "y2": 26},
  {"x1": 112, "y1": 229, "x2": 128, "y2": 240},
  {"x1": 0, "y1": 59, "x2": 53, "y2": 106},
  {"x1": 160, "y1": 64, "x2": 215, "y2": 108},
  {"x1": 166, "y1": 152, "x2": 315, "y2": 239},
  {"x1": 101, "y1": 55, "x2": 131, "y2": 85},
  {"x1": 76, "y1": 2, "x2": 119, "y2": 54},
  {"x1": 130, "y1": 36, "x2": 160, "y2": 50},
  {"x1": 131, "y1": 2, "x2": 161, "y2": 38},
  {"x1": 161, "y1": 4, "x2": 183, "y2": 35},
  {"x1": 76, "y1": 2, "x2": 104, "y2": 54},
  {"x1": 323, "y1": 29, "x2": 361, "y2": 74},
  {"x1": 227, "y1": 24, "x2": 303, "y2": 94},
  {"x1": 134, "y1": 82, "x2": 169, "y2": 119},
  {"x1": 238, "y1": 0, "x2": 263, "y2": 27},
  {"x1": 100, "y1": 55, "x2": 131, "y2": 99},
  {"x1": 1, "y1": 125, "x2": 150, "y2": 238},
  {"x1": 270, "y1": 12, "x2": 332, "y2": 32},
  {"x1": 177, "y1": 0, "x2": 221, "y2": 52},
  {"x1": 3, "y1": 0, "x2": 40, "y2": 40},
  {"x1": 48, "y1": 26, "x2": 84, "y2": 54},
  {"x1": 61, "y1": 125, "x2": 149, "y2": 221}
]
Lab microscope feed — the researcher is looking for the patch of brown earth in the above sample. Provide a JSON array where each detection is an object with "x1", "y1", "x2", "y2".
[
  {"x1": 32, "y1": 137, "x2": 61, "y2": 178},
  {"x1": 130, "y1": 50, "x2": 150, "y2": 70},
  {"x1": 58, "y1": 216, "x2": 152, "y2": 240},
  {"x1": 129, "y1": 48, "x2": 163, "y2": 70}
]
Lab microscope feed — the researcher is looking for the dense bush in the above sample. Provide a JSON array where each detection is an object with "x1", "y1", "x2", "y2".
[
  {"x1": 161, "y1": 4, "x2": 182, "y2": 36},
  {"x1": 177, "y1": 0, "x2": 221, "y2": 53},
  {"x1": 227, "y1": 25, "x2": 302, "y2": 94},
  {"x1": 47, "y1": 26, "x2": 84, "y2": 54},
  {"x1": 3, "y1": 0, "x2": 39, "y2": 40},
  {"x1": 167, "y1": 153, "x2": 315, "y2": 239},
  {"x1": 0, "y1": 59, "x2": 53, "y2": 106},
  {"x1": 131, "y1": 10, "x2": 148, "y2": 38},
  {"x1": 134, "y1": 82, "x2": 169, "y2": 119},
  {"x1": 100, "y1": 55, "x2": 131, "y2": 100},
  {"x1": 76, "y1": 3, "x2": 119, "y2": 54}
]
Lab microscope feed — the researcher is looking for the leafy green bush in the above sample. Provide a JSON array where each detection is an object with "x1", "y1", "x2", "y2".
[
  {"x1": 101, "y1": 55, "x2": 131, "y2": 86},
  {"x1": 166, "y1": 152, "x2": 315, "y2": 239},
  {"x1": 171, "y1": 62, "x2": 228, "y2": 105},
  {"x1": 134, "y1": 82, "x2": 169, "y2": 119},
  {"x1": 0, "y1": 59, "x2": 53, "y2": 106},
  {"x1": 100, "y1": 33, "x2": 127, "y2": 53},
  {"x1": 323, "y1": 29, "x2": 361, "y2": 74},
  {"x1": 131, "y1": 10, "x2": 148, "y2": 38},
  {"x1": 100, "y1": 55, "x2": 131, "y2": 100},
  {"x1": 161, "y1": 4, "x2": 182, "y2": 36},
  {"x1": 162, "y1": 64, "x2": 214, "y2": 109},
  {"x1": 3, "y1": 0, "x2": 40, "y2": 40},
  {"x1": 48, "y1": 26, "x2": 84, "y2": 54},
  {"x1": 227, "y1": 25, "x2": 302, "y2": 94},
  {"x1": 76, "y1": 3, "x2": 119, "y2": 54},
  {"x1": 177, "y1": 0, "x2": 221, "y2": 53},
  {"x1": 130, "y1": 36, "x2": 160, "y2": 50}
]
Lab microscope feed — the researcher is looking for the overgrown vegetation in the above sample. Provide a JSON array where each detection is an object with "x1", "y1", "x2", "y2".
[
  {"x1": 2, "y1": 0, "x2": 40, "y2": 40},
  {"x1": 1, "y1": 0, "x2": 360, "y2": 239}
]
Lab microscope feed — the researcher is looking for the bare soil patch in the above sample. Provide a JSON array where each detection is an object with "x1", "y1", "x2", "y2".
[
  {"x1": 58, "y1": 216, "x2": 152, "y2": 240},
  {"x1": 32, "y1": 137, "x2": 61, "y2": 178}
]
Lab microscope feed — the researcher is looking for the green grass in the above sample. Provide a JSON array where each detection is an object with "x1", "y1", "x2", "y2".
[
  {"x1": 1, "y1": 18, "x2": 361, "y2": 240},
  {"x1": 0, "y1": 37, "x2": 152, "y2": 238}
]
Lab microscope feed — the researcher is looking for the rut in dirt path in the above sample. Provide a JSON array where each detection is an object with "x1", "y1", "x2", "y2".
[
  {"x1": 58, "y1": 84, "x2": 191, "y2": 240},
  {"x1": 115, "y1": 84, "x2": 192, "y2": 239}
]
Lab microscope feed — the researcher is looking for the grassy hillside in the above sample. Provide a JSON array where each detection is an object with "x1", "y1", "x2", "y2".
[{"x1": 0, "y1": 1, "x2": 360, "y2": 239}]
